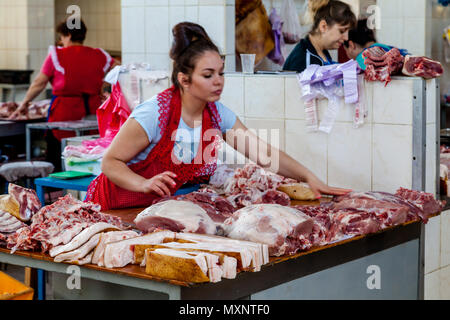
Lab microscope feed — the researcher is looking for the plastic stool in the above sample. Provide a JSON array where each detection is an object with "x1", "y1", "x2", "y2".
[{"x1": 0, "y1": 161, "x2": 54, "y2": 186}]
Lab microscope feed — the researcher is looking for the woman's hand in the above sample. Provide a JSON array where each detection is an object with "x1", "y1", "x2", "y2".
[
  {"x1": 8, "y1": 101, "x2": 29, "y2": 120},
  {"x1": 305, "y1": 173, "x2": 352, "y2": 199},
  {"x1": 142, "y1": 171, "x2": 178, "y2": 197}
]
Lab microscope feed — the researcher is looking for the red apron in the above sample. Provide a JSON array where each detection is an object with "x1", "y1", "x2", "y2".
[
  {"x1": 48, "y1": 46, "x2": 108, "y2": 140},
  {"x1": 85, "y1": 86, "x2": 222, "y2": 210}
]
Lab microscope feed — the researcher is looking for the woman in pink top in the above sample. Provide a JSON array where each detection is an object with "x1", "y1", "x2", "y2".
[{"x1": 10, "y1": 18, "x2": 117, "y2": 171}]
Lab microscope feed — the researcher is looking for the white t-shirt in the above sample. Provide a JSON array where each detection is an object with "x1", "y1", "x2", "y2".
[{"x1": 129, "y1": 95, "x2": 237, "y2": 164}]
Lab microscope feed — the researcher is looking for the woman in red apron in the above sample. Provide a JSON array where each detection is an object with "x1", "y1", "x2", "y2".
[
  {"x1": 9, "y1": 18, "x2": 114, "y2": 170},
  {"x1": 86, "y1": 22, "x2": 351, "y2": 211}
]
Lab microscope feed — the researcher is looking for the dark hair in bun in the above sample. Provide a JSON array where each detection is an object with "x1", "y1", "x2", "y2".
[{"x1": 170, "y1": 22, "x2": 220, "y2": 89}]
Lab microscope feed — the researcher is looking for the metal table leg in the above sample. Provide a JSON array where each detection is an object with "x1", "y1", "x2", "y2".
[
  {"x1": 26, "y1": 126, "x2": 31, "y2": 161},
  {"x1": 37, "y1": 269, "x2": 46, "y2": 300},
  {"x1": 34, "y1": 179, "x2": 46, "y2": 300},
  {"x1": 35, "y1": 183, "x2": 45, "y2": 206}
]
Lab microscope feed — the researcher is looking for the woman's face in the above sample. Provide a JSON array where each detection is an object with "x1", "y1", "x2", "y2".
[
  {"x1": 180, "y1": 50, "x2": 225, "y2": 103},
  {"x1": 320, "y1": 21, "x2": 352, "y2": 50}
]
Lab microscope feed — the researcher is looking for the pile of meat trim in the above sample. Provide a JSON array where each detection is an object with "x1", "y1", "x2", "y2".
[{"x1": 0, "y1": 165, "x2": 444, "y2": 284}]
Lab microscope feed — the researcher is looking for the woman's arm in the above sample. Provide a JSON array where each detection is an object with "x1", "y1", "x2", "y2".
[
  {"x1": 224, "y1": 117, "x2": 352, "y2": 198},
  {"x1": 101, "y1": 118, "x2": 177, "y2": 196},
  {"x1": 9, "y1": 72, "x2": 49, "y2": 119}
]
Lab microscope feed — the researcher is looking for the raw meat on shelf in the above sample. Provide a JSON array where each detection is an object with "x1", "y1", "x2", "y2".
[
  {"x1": 210, "y1": 163, "x2": 296, "y2": 208},
  {"x1": 223, "y1": 204, "x2": 316, "y2": 256},
  {"x1": 7, "y1": 194, "x2": 127, "y2": 253},
  {"x1": 134, "y1": 200, "x2": 220, "y2": 235},
  {"x1": 0, "y1": 184, "x2": 42, "y2": 222},
  {"x1": 325, "y1": 191, "x2": 418, "y2": 228},
  {"x1": 0, "y1": 100, "x2": 50, "y2": 120},
  {"x1": 154, "y1": 191, "x2": 236, "y2": 223},
  {"x1": 224, "y1": 163, "x2": 296, "y2": 195},
  {"x1": 363, "y1": 47, "x2": 404, "y2": 85},
  {"x1": 0, "y1": 210, "x2": 27, "y2": 248},
  {"x1": 395, "y1": 187, "x2": 445, "y2": 221},
  {"x1": 402, "y1": 55, "x2": 443, "y2": 79},
  {"x1": 0, "y1": 210, "x2": 26, "y2": 234},
  {"x1": 92, "y1": 230, "x2": 141, "y2": 267}
]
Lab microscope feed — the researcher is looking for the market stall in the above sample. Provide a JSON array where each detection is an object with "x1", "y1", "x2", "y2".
[
  {"x1": 0, "y1": 198, "x2": 437, "y2": 300},
  {"x1": 1, "y1": 66, "x2": 439, "y2": 301},
  {"x1": 0, "y1": 148, "x2": 444, "y2": 300}
]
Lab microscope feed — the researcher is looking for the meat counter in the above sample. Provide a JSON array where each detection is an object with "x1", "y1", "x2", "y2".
[{"x1": 0, "y1": 205, "x2": 429, "y2": 300}]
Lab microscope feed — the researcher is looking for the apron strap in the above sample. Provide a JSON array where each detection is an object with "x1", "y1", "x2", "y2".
[{"x1": 46, "y1": 94, "x2": 58, "y2": 121}]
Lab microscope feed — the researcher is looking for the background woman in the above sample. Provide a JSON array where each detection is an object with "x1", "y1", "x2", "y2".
[
  {"x1": 282, "y1": 0, "x2": 357, "y2": 73},
  {"x1": 9, "y1": 18, "x2": 116, "y2": 171}
]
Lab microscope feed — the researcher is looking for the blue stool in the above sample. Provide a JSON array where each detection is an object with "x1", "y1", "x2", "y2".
[{"x1": 34, "y1": 175, "x2": 96, "y2": 206}]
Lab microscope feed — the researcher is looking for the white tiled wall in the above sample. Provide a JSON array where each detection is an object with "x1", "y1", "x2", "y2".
[
  {"x1": 0, "y1": 0, "x2": 29, "y2": 70},
  {"x1": 0, "y1": 0, "x2": 55, "y2": 101},
  {"x1": 222, "y1": 74, "x2": 436, "y2": 194},
  {"x1": 425, "y1": 210, "x2": 450, "y2": 299},
  {"x1": 28, "y1": 0, "x2": 55, "y2": 85},
  {"x1": 121, "y1": 0, "x2": 235, "y2": 72},
  {"x1": 377, "y1": 0, "x2": 432, "y2": 57}
]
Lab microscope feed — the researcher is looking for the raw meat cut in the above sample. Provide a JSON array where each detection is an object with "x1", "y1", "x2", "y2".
[
  {"x1": 173, "y1": 232, "x2": 269, "y2": 269},
  {"x1": 224, "y1": 163, "x2": 296, "y2": 195},
  {"x1": 395, "y1": 187, "x2": 445, "y2": 222},
  {"x1": 253, "y1": 189, "x2": 291, "y2": 206},
  {"x1": 134, "y1": 200, "x2": 219, "y2": 235},
  {"x1": 7, "y1": 194, "x2": 127, "y2": 253},
  {"x1": 92, "y1": 230, "x2": 140, "y2": 266},
  {"x1": 102, "y1": 230, "x2": 175, "y2": 268},
  {"x1": 0, "y1": 100, "x2": 50, "y2": 120},
  {"x1": 363, "y1": 47, "x2": 404, "y2": 85},
  {"x1": 326, "y1": 191, "x2": 421, "y2": 228},
  {"x1": 49, "y1": 222, "x2": 120, "y2": 257},
  {"x1": 294, "y1": 205, "x2": 341, "y2": 245},
  {"x1": 223, "y1": 204, "x2": 315, "y2": 256},
  {"x1": 137, "y1": 243, "x2": 238, "y2": 279},
  {"x1": 134, "y1": 241, "x2": 250, "y2": 273},
  {"x1": 53, "y1": 233, "x2": 101, "y2": 263},
  {"x1": 0, "y1": 210, "x2": 26, "y2": 248},
  {"x1": 332, "y1": 209, "x2": 381, "y2": 237},
  {"x1": 154, "y1": 191, "x2": 236, "y2": 223},
  {"x1": 68, "y1": 251, "x2": 94, "y2": 265},
  {"x1": 0, "y1": 210, "x2": 26, "y2": 234},
  {"x1": 402, "y1": 55, "x2": 443, "y2": 79},
  {"x1": 144, "y1": 248, "x2": 212, "y2": 283},
  {"x1": 0, "y1": 184, "x2": 41, "y2": 222},
  {"x1": 201, "y1": 163, "x2": 297, "y2": 208},
  {"x1": 295, "y1": 205, "x2": 381, "y2": 243},
  {"x1": 0, "y1": 102, "x2": 18, "y2": 118}
]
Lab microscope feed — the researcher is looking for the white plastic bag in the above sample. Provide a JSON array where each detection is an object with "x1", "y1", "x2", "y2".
[{"x1": 281, "y1": 0, "x2": 303, "y2": 44}]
